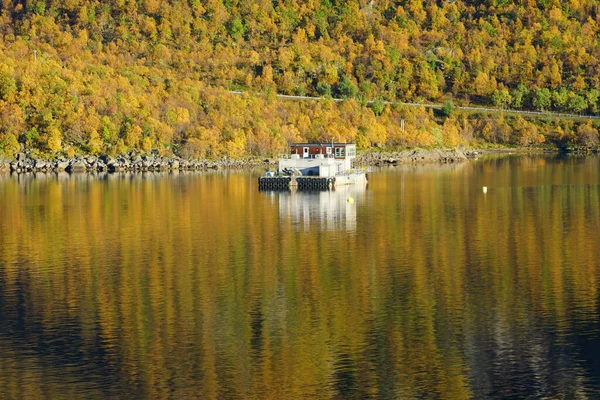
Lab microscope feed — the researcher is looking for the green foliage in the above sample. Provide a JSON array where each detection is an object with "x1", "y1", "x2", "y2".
[
  {"x1": 440, "y1": 100, "x2": 454, "y2": 117},
  {"x1": 492, "y1": 89, "x2": 512, "y2": 109},
  {"x1": 430, "y1": 126, "x2": 443, "y2": 147},
  {"x1": 552, "y1": 88, "x2": 569, "y2": 110},
  {"x1": 371, "y1": 97, "x2": 385, "y2": 116},
  {"x1": 29, "y1": 1, "x2": 46, "y2": 15},
  {"x1": 317, "y1": 82, "x2": 332, "y2": 97},
  {"x1": 337, "y1": 75, "x2": 358, "y2": 99},
  {"x1": 24, "y1": 128, "x2": 40, "y2": 146},
  {"x1": 227, "y1": 17, "x2": 246, "y2": 41},
  {"x1": 568, "y1": 94, "x2": 587, "y2": 114},
  {"x1": 511, "y1": 85, "x2": 530, "y2": 109},
  {"x1": 586, "y1": 90, "x2": 599, "y2": 114},
  {"x1": 533, "y1": 88, "x2": 552, "y2": 111}
]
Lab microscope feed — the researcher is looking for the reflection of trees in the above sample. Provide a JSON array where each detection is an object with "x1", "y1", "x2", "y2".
[{"x1": 0, "y1": 157, "x2": 598, "y2": 398}]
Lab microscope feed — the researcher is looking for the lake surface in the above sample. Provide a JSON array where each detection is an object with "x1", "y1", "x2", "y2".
[{"x1": 0, "y1": 155, "x2": 599, "y2": 399}]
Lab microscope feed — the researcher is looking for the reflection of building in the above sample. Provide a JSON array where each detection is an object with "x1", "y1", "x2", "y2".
[{"x1": 271, "y1": 184, "x2": 367, "y2": 232}]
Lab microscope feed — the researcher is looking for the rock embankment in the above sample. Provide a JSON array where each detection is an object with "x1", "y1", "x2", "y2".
[
  {"x1": 354, "y1": 148, "x2": 477, "y2": 166},
  {"x1": 0, "y1": 148, "x2": 482, "y2": 175},
  {"x1": 2, "y1": 152, "x2": 276, "y2": 174}
]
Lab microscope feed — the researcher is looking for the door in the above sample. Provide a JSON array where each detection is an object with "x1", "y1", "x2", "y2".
[{"x1": 303, "y1": 147, "x2": 309, "y2": 158}]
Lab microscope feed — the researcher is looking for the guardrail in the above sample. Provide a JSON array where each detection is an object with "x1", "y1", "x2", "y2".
[{"x1": 229, "y1": 90, "x2": 600, "y2": 120}]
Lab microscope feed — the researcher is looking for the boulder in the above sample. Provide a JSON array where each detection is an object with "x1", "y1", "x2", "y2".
[
  {"x1": 56, "y1": 161, "x2": 69, "y2": 172},
  {"x1": 67, "y1": 160, "x2": 87, "y2": 173},
  {"x1": 35, "y1": 160, "x2": 47, "y2": 170},
  {"x1": 107, "y1": 160, "x2": 121, "y2": 172}
]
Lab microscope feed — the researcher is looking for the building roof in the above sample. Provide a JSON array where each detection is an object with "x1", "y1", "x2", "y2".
[{"x1": 290, "y1": 143, "x2": 355, "y2": 146}]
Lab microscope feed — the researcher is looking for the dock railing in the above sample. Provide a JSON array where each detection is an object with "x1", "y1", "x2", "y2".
[{"x1": 279, "y1": 154, "x2": 335, "y2": 159}]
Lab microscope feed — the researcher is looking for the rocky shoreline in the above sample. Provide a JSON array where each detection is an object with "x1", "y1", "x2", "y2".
[
  {"x1": 0, "y1": 147, "x2": 567, "y2": 175},
  {"x1": 353, "y1": 148, "x2": 478, "y2": 166},
  {"x1": 0, "y1": 152, "x2": 276, "y2": 174}
]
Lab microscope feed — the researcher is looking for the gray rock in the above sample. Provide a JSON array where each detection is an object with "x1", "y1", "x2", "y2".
[
  {"x1": 35, "y1": 160, "x2": 47, "y2": 170},
  {"x1": 67, "y1": 161, "x2": 87, "y2": 173},
  {"x1": 108, "y1": 164, "x2": 122, "y2": 172}
]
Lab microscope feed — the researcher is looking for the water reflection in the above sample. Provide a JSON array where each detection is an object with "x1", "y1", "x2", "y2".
[
  {"x1": 263, "y1": 184, "x2": 367, "y2": 232},
  {"x1": 0, "y1": 156, "x2": 599, "y2": 399}
]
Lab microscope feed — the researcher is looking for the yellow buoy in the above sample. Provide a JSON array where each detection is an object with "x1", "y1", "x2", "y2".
[
  {"x1": 347, "y1": 197, "x2": 355, "y2": 204},
  {"x1": 482, "y1": 186, "x2": 488, "y2": 193}
]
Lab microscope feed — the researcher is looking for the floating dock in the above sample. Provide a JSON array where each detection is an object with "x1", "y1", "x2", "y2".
[
  {"x1": 258, "y1": 176, "x2": 335, "y2": 191},
  {"x1": 258, "y1": 176, "x2": 292, "y2": 190}
]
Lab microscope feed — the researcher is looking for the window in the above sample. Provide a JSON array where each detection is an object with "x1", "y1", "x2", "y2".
[{"x1": 334, "y1": 147, "x2": 345, "y2": 158}]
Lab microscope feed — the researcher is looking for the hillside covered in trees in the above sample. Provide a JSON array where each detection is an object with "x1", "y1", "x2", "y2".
[{"x1": 0, "y1": 0, "x2": 599, "y2": 158}]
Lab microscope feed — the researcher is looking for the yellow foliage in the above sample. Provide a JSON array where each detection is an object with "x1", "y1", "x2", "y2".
[
  {"x1": 1, "y1": 133, "x2": 20, "y2": 156},
  {"x1": 142, "y1": 137, "x2": 153, "y2": 153},
  {"x1": 0, "y1": 0, "x2": 595, "y2": 158},
  {"x1": 321, "y1": 65, "x2": 339, "y2": 85},
  {"x1": 473, "y1": 72, "x2": 492, "y2": 96},
  {"x1": 225, "y1": 129, "x2": 247, "y2": 158},
  {"x1": 46, "y1": 126, "x2": 62, "y2": 153},
  {"x1": 515, "y1": 118, "x2": 546, "y2": 146},
  {"x1": 280, "y1": 124, "x2": 303, "y2": 145},
  {"x1": 125, "y1": 125, "x2": 143, "y2": 148},
  {"x1": 116, "y1": 139, "x2": 128, "y2": 155},
  {"x1": 88, "y1": 129, "x2": 102, "y2": 155},
  {"x1": 65, "y1": 146, "x2": 76, "y2": 158},
  {"x1": 481, "y1": 122, "x2": 496, "y2": 143},
  {"x1": 442, "y1": 118, "x2": 462, "y2": 147},
  {"x1": 262, "y1": 65, "x2": 273, "y2": 82},
  {"x1": 175, "y1": 108, "x2": 190, "y2": 125}
]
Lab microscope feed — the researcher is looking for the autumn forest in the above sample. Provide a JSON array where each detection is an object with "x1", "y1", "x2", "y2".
[{"x1": 1, "y1": 0, "x2": 600, "y2": 158}]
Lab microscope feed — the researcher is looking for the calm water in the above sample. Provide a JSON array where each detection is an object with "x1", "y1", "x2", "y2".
[{"x1": 0, "y1": 155, "x2": 599, "y2": 399}]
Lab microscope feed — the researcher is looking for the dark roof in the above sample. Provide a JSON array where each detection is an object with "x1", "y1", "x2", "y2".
[{"x1": 290, "y1": 143, "x2": 355, "y2": 146}]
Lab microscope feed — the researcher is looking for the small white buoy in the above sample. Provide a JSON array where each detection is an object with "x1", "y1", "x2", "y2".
[
  {"x1": 347, "y1": 197, "x2": 355, "y2": 204},
  {"x1": 482, "y1": 186, "x2": 488, "y2": 194}
]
